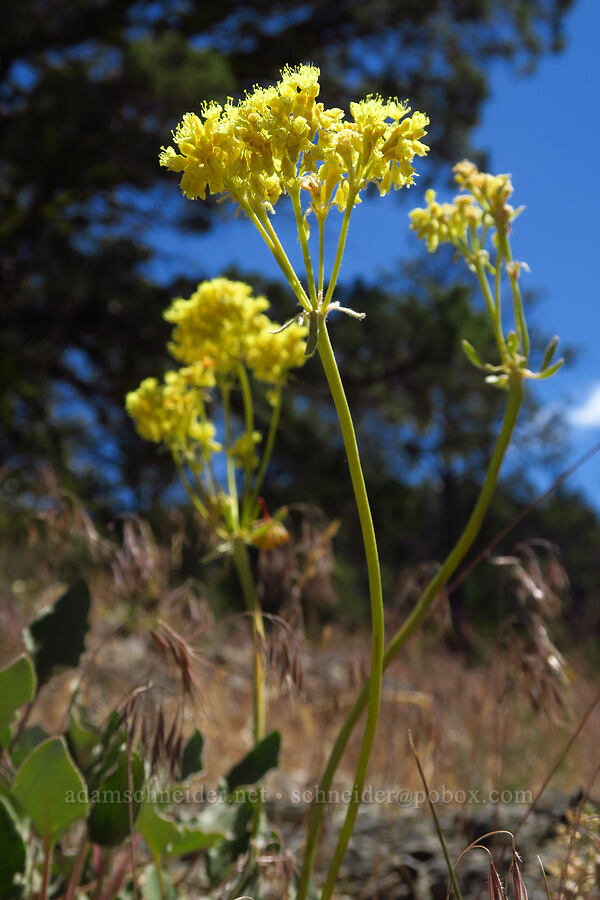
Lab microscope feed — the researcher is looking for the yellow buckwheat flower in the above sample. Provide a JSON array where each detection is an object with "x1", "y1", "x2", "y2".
[
  {"x1": 245, "y1": 318, "x2": 308, "y2": 385},
  {"x1": 409, "y1": 188, "x2": 482, "y2": 252},
  {"x1": 410, "y1": 161, "x2": 522, "y2": 255},
  {"x1": 164, "y1": 278, "x2": 270, "y2": 374},
  {"x1": 453, "y1": 160, "x2": 520, "y2": 228},
  {"x1": 161, "y1": 66, "x2": 429, "y2": 218},
  {"x1": 126, "y1": 362, "x2": 217, "y2": 451},
  {"x1": 231, "y1": 430, "x2": 262, "y2": 468},
  {"x1": 303, "y1": 94, "x2": 429, "y2": 215},
  {"x1": 164, "y1": 278, "x2": 307, "y2": 383}
]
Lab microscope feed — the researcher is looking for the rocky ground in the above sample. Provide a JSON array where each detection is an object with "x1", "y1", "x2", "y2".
[{"x1": 268, "y1": 794, "x2": 584, "y2": 899}]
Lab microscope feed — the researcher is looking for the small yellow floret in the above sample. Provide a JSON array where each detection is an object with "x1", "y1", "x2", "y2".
[{"x1": 453, "y1": 160, "x2": 518, "y2": 227}]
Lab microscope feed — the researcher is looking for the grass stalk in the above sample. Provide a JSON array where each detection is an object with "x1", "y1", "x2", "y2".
[{"x1": 409, "y1": 732, "x2": 463, "y2": 900}]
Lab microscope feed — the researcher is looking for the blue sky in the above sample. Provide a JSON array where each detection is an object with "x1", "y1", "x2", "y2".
[
  {"x1": 149, "y1": 0, "x2": 600, "y2": 510},
  {"x1": 471, "y1": 0, "x2": 600, "y2": 509}
]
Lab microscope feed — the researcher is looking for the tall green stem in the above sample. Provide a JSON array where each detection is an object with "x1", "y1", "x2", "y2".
[
  {"x1": 314, "y1": 318, "x2": 384, "y2": 900},
  {"x1": 475, "y1": 261, "x2": 507, "y2": 361},
  {"x1": 221, "y1": 383, "x2": 240, "y2": 530},
  {"x1": 291, "y1": 184, "x2": 317, "y2": 308},
  {"x1": 247, "y1": 387, "x2": 283, "y2": 513},
  {"x1": 174, "y1": 456, "x2": 210, "y2": 521},
  {"x1": 297, "y1": 374, "x2": 524, "y2": 899},
  {"x1": 237, "y1": 364, "x2": 255, "y2": 507},
  {"x1": 239, "y1": 200, "x2": 310, "y2": 310},
  {"x1": 232, "y1": 539, "x2": 266, "y2": 742},
  {"x1": 500, "y1": 232, "x2": 530, "y2": 358},
  {"x1": 256, "y1": 206, "x2": 312, "y2": 311},
  {"x1": 317, "y1": 216, "x2": 325, "y2": 297},
  {"x1": 323, "y1": 197, "x2": 355, "y2": 309}
]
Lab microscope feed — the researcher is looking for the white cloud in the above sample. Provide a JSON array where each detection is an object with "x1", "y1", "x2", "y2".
[{"x1": 570, "y1": 383, "x2": 600, "y2": 427}]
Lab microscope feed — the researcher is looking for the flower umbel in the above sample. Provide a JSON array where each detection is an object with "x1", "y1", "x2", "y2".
[
  {"x1": 410, "y1": 162, "x2": 562, "y2": 386},
  {"x1": 125, "y1": 363, "x2": 216, "y2": 451},
  {"x1": 160, "y1": 66, "x2": 429, "y2": 224},
  {"x1": 159, "y1": 68, "x2": 432, "y2": 900},
  {"x1": 127, "y1": 278, "x2": 306, "y2": 540}
]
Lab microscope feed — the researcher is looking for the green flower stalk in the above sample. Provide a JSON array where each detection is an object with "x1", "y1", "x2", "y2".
[
  {"x1": 409, "y1": 161, "x2": 562, "y2": 384},
  {"x1": 156, "y1": 65, "x2": 563, "y2": 900},
  {"x1": 158, "y1": 64, "x2": 431, "y2": 899},
  {"x1": 296, "y1": 373, "x2": 524, "y2": 897},
  {"x1": 297, "y1": 160, "x2": 563, "y2": 896},
  {"x1": 127, "y1": 277, "x2": 307, "y2": 745}
]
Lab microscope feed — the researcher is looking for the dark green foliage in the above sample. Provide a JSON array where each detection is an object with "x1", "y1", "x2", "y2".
[
  {"x1": 0, "y1": 601, "x2": 292, "y2": 897},
  {"x1": 24, "y1": 579, "x2": 90, "y2": 684},
  {"x1": 0, "y1": 655, "x2": 35, "y2": 746},
  {"x1": 0, "y1": 798, "x2": 26, "y2": 900},
  {"x1": 206, "y1": 793, "x2": 261, "y2": 888},
  {"x1": 87, "y1": 750, "x2": 145, "y2": 846},
  {"x1": 180, "y1": 727, "x2": 204, "y2": 780},
  {"x1": 225, "y1": 730, "x2": 281, "y2": 792},
  {"x1": 11, "y1": 737, "x2": 88, "y2": 845},
  {"x1": 9, "y1": 725, "x2": 50, "y2": 769},
  {"x1": 1, "y1": 0, "x2": 574, "y2": 509}
]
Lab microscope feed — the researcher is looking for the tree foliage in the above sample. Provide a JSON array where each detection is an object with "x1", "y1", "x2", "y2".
[{"x1": 1, "y1": 0, "x2": 575, "y2": 507}]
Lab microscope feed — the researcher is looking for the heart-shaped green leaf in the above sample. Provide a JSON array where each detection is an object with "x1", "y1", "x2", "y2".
[
  {"x1": 12, "y1": 737, "x2": 88, "y2": 845},
  {"x1": 10, "y1": 725, "x2": 49, "y2": 769},
  {"x1": 66, "y1": 704, "x2": 101, "y2": 773},
  {"x1": 138, "y1": 802, "x2": 225, "y2": 860}
]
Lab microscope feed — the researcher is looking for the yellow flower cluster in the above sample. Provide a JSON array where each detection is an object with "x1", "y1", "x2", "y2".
[
  {"x1": 409, "y1": 161, "x2": 519, "y2": 253},
  {"x1": 453, "y1": 160, "x2": 518, "y2": 227},
  {"x1": 245, "y1": 319, "x2": 308, "y2": 385},
  {"x1": 231, "y1": 430, "x2": 262, "y2": 468},
  {"x1": 160, "y1": 65, "x2": 429, "y2": 215},
  {"x1": 125, "y1": 363, "x2": 218, "y2": 452},
  {"x1": 127, "y1": 278, "x2": 307, "y2": 452},
  {"x1": 164, "y1": 278, "x2": 307, "y2": 384},
  {"x1": 409, "y1": 188, "x2": 482, "y2": 252},
  {"x1": 303, "y1": 95, "x2": 429, "y2": 216},
  {"x1": 165, "y1": 278, "x2": 270, "y2": 374}
]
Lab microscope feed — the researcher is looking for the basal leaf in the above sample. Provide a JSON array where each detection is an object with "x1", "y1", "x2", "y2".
[
  {"x1": 12, "y1": 737, "x2": 88, "y2": 845},
  {"x1": 66, "y1": 704, "x2": 101, "y2": 773},
  {"x1": 88, "y1": 750, "x2": 144, "y2": 846},
  {"x1": 10, "y1": 725, "x2": 49, "y2": 769},
  {"x1": 138, "y1": 802, "x2": 225, "y2": 860},
  {"x1": 225, "y1": 730, "x2": 280, "y2": 793}
]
